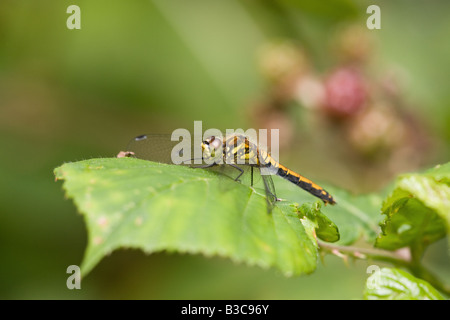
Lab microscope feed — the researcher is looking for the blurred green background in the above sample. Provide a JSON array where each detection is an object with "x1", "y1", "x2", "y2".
[{"x1": 1, "y1": 0, "x2": 449, "y2": 299}]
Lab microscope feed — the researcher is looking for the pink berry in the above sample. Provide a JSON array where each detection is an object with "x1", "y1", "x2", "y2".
[{"x1": 323, "y1": 68, "x2": 367, "y2": 118}]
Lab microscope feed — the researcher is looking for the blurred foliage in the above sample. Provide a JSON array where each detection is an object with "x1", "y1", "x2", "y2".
[{"x1": 1, "y1": 0, "x2": 449, "y2": 299}]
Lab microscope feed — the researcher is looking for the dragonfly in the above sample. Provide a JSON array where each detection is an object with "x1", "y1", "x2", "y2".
[{"x1": 121, "y1": 133, "x2": 336, "y2": 211}]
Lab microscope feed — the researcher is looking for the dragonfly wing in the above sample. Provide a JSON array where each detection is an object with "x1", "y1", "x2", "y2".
[
  {"x1": 219, "y1": 164, "x2": 276, "y2": 212},
  {"x1": 261, "y1": 172, "x2": 277, "y2": 212},
  {"x1": 125, "y1": 134, "x2": 197, "y2": 166}
]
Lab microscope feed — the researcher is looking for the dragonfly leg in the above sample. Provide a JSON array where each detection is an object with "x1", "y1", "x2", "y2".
[
  {"x1": 228, "y1": 163, "x2": 244, "y2": 182},
  {"x1": 192, "y1": 163, "x2": 216, "y2": 169}
]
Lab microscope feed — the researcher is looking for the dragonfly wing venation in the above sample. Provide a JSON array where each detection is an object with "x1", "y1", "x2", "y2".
[{"x1": 126, "y1": 134, "x2": 197, "y2": 166}]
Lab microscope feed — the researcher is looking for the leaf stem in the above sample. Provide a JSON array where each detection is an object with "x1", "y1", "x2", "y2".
[{"x1": 317, "y1": 240, "x2": 411, "y2": 266}]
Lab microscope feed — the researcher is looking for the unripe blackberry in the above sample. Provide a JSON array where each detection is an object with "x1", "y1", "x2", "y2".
[{"x1": 258, "y1": 41, "x2": 309, "y2": 84}]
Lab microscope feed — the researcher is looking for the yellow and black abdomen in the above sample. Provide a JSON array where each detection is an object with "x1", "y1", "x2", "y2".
[{"x1": 271, "y1": 160, "x2": 336, "y2": 205}]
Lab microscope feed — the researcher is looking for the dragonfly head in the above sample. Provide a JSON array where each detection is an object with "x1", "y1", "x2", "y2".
[{"x1": 201, "y1": 136, "x2": 223, "y2": 161}]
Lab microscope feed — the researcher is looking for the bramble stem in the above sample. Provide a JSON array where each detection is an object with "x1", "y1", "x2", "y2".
[{"x1": 317, "y1": 240, "x2": 410, "y2": 265}]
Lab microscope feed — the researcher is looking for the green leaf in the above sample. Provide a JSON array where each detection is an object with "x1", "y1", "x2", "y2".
[
  {"x1": 55, "y1": 158, "x2": 322, "y2": 276},
  {"x1": 364, "y1": 267, "x2": 445, "y2": 300},
  {"x1": 400, "y1": 167, "x2": 450, "y2": 229},
  {"x1": 276, "y1": 180, "x2": 383, "y2": 245},
  {"x1": 299, "y1": 202, "x2": 339, "y2": 243},
  {"x1": 322, "y1": 187, "x2": 384, "y2": 245},
  {"x1": 376, "y1": 163, "x2": 450, "y2": 253}
]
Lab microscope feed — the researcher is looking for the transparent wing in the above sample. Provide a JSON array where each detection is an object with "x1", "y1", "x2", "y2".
[
  {"x1": 217, "y1": 164, "x2": 276, "y2": 212},
  {"x1": 228, "y1": 164, "x2": 277, "y2": 212},
  {"x1": 261, "y1": 172, "x2": 277, "y2": 213},
  {"x1": 125, "y1": 134, "x2": 197, "y2": 165}
]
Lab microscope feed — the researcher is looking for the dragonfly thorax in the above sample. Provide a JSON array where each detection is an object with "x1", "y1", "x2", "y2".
[{"x1": 202, "y1": 134, "x2": 265, "y2": 166}]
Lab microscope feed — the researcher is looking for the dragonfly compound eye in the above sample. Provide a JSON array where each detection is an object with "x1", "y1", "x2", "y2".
[
  {"x1": 210, "y1": 137, "x2": 222, "y2": 150},
  {"x1": 202, "y1": 136, "x2": 223, "y2": 160}
]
